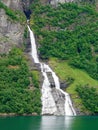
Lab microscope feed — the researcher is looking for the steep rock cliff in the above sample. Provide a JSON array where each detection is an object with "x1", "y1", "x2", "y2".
[
  {"x1": 50, "y1": 0, "x2": 74, "y2": 5},
  {"x1": 1, "y1": 0, "x2": 33, "y2": 11},
  {"x1": 40, "y1": 0, "x2": 97, "y2": 5},
  {"x1": 40, "y1": 0, "x2": 75, "y2": 5},
  {"x1": 0, "y1": 9, "x2": 25, "y2": 53},
  {"x1": 1, "y1": 0, "x2": 22, "y2": 10},
  {"x1": 0, "y1": 1, "x2": 27, "y2": 54}
]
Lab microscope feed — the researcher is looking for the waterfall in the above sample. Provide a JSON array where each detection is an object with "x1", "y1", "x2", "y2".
[
  {"x1": 28, "y1": 25, "x2": 76, "y2": 116},
  {"x1": 40, "y1": 63, "x2": 57, "y2": 115},
  {"x1": 28, "y1": 26, "x2": 39, "y2": 63}
]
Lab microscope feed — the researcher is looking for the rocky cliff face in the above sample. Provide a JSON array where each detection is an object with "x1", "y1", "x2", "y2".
[
  {"x1": 41, "y1": 0, "x2": 97, "y2": 5},
  {"x1": 1, "y1": 0, "x2": 22, "y2": 10},
  {"x1": 50, "y1": 0, "x2": 74, "y2": 5},
  {"x1": 40, "y1": 0, "x2": 75, "y2": 5},
  {"x1": 1, "y1": 0, "x2": 33, "y2": 11},
  {"x1": 0, "y1": 1, "x2": 26, "y2": 54},
  {"x1": 0, "y1": 8, "x2": 24, "y2": 54},
  {"x1": 0, "y1": 0, "x2": 94, "y2": 54}
]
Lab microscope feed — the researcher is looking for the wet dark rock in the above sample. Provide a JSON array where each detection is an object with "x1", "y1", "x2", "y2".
[
  {"x1": 22, "y1": 0, "x2": 32, "y2": 19},
  {"x1": 35, "y1": 63, "x2": 41, "y2": 71},
  {"x1": 47, "y1": 72, "x2": 55, "y2": 88},
  {"x1": 51, "y1": 88, "x2": 65, "y2": 115},
  {"x1": 60, "y1": 82, "x2": 67, "y2": 89},
  {"x1": 24, "y1": 9, "x2": 31, "y2": 19}
]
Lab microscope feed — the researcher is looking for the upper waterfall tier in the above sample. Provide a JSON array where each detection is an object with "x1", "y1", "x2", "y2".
[{"x1": 28, "y1": 26, "x2": 40, "y2": 63}]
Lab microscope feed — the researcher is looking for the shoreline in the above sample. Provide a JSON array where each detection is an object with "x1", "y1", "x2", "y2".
[
  {"x1": 0, "y1": 113, "x2": 95, "y2": 117},
  {"x1": 0, "y1": 113, "x2": 38, "y2": 117}
]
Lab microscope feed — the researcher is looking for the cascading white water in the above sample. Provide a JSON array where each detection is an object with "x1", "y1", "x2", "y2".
[
  {"x1": 28, "y1": 26, "x2": 39, "y2": 63},
  {"x1": 40, "y1": 63, "x2": 57, "y2": 115},
  {"x1": 28, "y1": 26, "x2": 76, "y2": 116},
  {"x1": 28, "y1": 25, "x2": 57, "y2": 115},
  {"x1": 41, "y1": 63, "x2": 76, "y2": 115}
]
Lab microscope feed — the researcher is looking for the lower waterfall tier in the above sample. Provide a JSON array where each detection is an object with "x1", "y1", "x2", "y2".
[
  {"x1": 42, "y1": 87, "x2": 65, "y2": 115},
  {"x1": 51, "y1": 88, "x2": 65, "y2": 115}
]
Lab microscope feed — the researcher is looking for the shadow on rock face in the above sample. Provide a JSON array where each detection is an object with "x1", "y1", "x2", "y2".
[{"x1": 24, "y1": 9, "x2": 32, "y2": 19}]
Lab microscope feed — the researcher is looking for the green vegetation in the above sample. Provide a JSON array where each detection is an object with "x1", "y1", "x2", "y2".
[
  {"x1": 0, "y1": 1, "x2": 18, "y2": 20},
  {"x1": 29, "y1": 1, "x2": 98, "y2": 114},
  {"x1": 49, "y1": 58, "x2": 98, "y2": 114},
  {"x1": 31, "y1": 70, "x2": 40, "y2": 89},
  {"x1": 0, "y1": 48, "x2": 41, "y2": 115},
  {"x1": 24, "y1": 27, "x2": 28, "y2": 38},
  {"x1": 49, "y1": 59, "x2": 98, "y2": 93},
  {"x1": 81, "y1": 0, "x2": 96, "y2": 4},
  {"x1": 30, "y1": 2, "x2": 98, "y2": 80},
  {"x1": 0, "y1": 1, "x2": 26, "y2": 23},
  {"x1": 76, "y1": 85, "x2": 98, "y2": 114}
]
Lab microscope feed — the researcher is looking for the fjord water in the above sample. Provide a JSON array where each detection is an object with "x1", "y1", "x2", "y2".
[{"x1": 0, "y1": 116, "x2": 98, "y2": 130}]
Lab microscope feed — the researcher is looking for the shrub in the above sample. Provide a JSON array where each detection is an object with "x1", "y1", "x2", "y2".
[{"x1": 76, "y1": 85, "x2": 98, "y2": 114}]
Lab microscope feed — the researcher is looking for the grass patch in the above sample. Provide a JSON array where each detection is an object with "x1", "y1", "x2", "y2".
[
  {"x1": 30, "y1": 70, "x2": 40, "y2": 89},
  {"x1": 49, "y1": 58, "x2": 98, "y2": 113}
]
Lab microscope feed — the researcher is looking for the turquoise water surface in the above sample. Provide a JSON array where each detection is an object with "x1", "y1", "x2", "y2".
[{"x1": 0, "y1": 116, "x2": 98, "y2": 130}]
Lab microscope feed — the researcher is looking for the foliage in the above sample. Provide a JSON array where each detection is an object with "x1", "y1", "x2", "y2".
[
  {"x1": 0, "y1": 48, "x2": 41, "y2": 114},
  {"x1": 0, "y1": 88, "x2": 41, "y2": 114},
  {"x1": 30, "y1": 70, "x2": 40, "y2": 88},
  {"x1": 0, "y1": 1, "x2": 18, "y2": 20},
  {"x1": 81, "y1": 0, "x2": 96, "y2": 4},
  {"x1": 0, "y1": 48, "x2": 30, "y2": 89},
  {"x1": 49, "y1": 58, "x2": 98, "y2": 113},
  {"x1": 76, "y1": 85, "x2": 98, "y2": 114},
  {"x1": 30, "y1": 2, "x2": 98, "y2": 80},
  {"x1": 24, "y1": 27, "x2": 28, "y2": 38},
  {"x1": 0, "y1": 1, "x2": 26, "y2": 23},
  {"x1": 49, "y1": 58, "x2": 98, "y2": 94}
]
